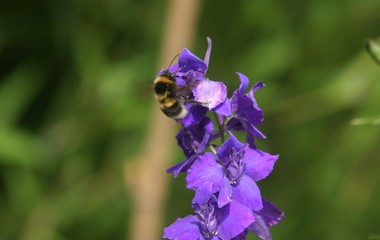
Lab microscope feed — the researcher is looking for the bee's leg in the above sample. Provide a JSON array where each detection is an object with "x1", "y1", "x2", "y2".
[
  {"x1": 186, "y1": 99, "x2": 206, "y2": 105},
  {"x1": 178, "y1": 96, "x2": 208, "y2": 106},
  {"x1": 175, "y1": 91, "x2": 210, "y2": 106}
]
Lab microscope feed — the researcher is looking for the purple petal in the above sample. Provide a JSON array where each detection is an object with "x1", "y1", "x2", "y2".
[
  {"x1": 239, "y1": 116, "x2": 266, "y2": 139},
  {"x1": 245, "y1": 95, "x2": 264, "y2": 125},
  {"x1": 249, "y1": 199, "x2": 284, "y2": 240},
  {"x1": 167, "y1": 154, "x2": 198, "y2": 177},
  {"x1": 163, "y1": 215, "x2": 201, "y2": 240},
  {"x1": 231, "y1": 92, "x2": 264, "y2": 126},
  {"x1": 216, "y1": 132, "x2": 245, "y2": 162},
  {"x1": 204, "y1": 37, "x2": 212, "y2": 68},
  {"x1": 179, "y1": 105, "x2": 208, "y2": 127},
  {"x1": 178, "y1": 70, "x2": 206, "y2": 86},
  {"x1": 196, "y1": 118, "x2": 214, "y2": 154},
  {"x1": 194, "y1": 80, "x2": 227, "y2": 110},
  {"x1": 209, "y1": 237, "x2": 219, "y2": 240},
  {"x1": 250, "y1": 81, "x2": 265, "y2": 94},
  {"x1": 246, "y1": 133, "x2": 257, "y2": 149},
  {"x1": 232, "y1": 175, "x2": 263, "y2": 211},
  {"x1": 236, "y1": 72, "x2": 249, "y2": 94},
  {"x1": 259, "y1": 199, "x2": 284, "y2": 227},
  {"x1": 213, "y1": 98, "x2": 232, "y2": 117},
  {"x1": 175, "y1": 128, "x2": 192, "y2": 158},
  {"x1": 217, "y1": 177, "x2": 233, "y2": 208},
  {"x1": 186, "y1": 152, "x2": 224, "y2": 190},
  {"x1": 230, "y1": 81, "x2": 265, "y2": 139},
  {"x1": 244, "y1": 149, "x2": 278, "y2": 182},
  {"x1": 249, "y1": 215, "x2": 272, "y2": 240},
  {"x1": 176, "y1": 117, "x2": 214, "y2": 157},
  {"x1": 217, "y1": 201, "x2": 255, "y2": 239},
  {"x1": 175, "y1": 76, "x2": 187, "y2": 86},
  {"x1": 178, "y1": 48, "x2": 207, "y2": 73},
  {"x1": 226, "y1": 118, "x2": 244, "y2": 132},
  {"x1": 192, "y1": 181, "x2": 217, "y2": 204},
  {"x1": 167, "y1": 63, "x2": 179, "y2": 73},
  {"x1": 232, "y1": 231, "x2": 248, "y2": 240},
  {"x1": 204, "y1": 236, "x2": 218, "y2": 240}
]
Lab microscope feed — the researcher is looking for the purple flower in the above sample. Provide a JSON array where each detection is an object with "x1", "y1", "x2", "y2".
[
  {"x1": 166, "y1": 38, "x2": 229, "y2": 126},
  {"x1": 227, "y1": 73, "x2": 266, "y2": 147},
  {"x1": 167, "y1": 117, "x2": 214, "y2": 177},
  {"x1": 249, "y1": 199, "x2": 284, "y2": 240},
  {"x1": 160, "y1": 38, "x2": 284, "y2": 240},
  {"x1": 186, "y1": 132, "x2": 278, "y2": 211},
  {"x1": 174, "y1": 37, "x2": 212, "y2": 84},
  {"x1": 194, "y1": 38, "x2": 230, "y2": 113},
  {"x1": 165, "y1": 38, "x2": 209, "y2": 87},
  {"x1": 163, "y1": 196, "x2": 255, "y2": 240},
  {"x1": 158, "y1": 38, "x2": 226, "y2": 127}
]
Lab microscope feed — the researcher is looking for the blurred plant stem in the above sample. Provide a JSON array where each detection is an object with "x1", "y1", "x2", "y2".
[
  {"x1": 365, "y1": 38, "x2": 380, "y2": 65},
  {"x1": 124, "y1": 0, "x2": 201, "y2": 240}
]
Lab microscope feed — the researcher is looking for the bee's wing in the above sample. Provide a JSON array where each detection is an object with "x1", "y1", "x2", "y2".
[
  {"x1": 134, "y1": 80, "x2": 154, "y2": 95},
  {"x1": 176, "y1": 85, "x2": 192, "y2": 100},
  {"x1": 176, "y1": 80, "x2": 201, "y2": 98}
]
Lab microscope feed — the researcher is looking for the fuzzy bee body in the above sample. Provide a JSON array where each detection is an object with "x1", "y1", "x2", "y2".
[{"x1": 153, "y1": 71, "x2": 189, "y2": 119}]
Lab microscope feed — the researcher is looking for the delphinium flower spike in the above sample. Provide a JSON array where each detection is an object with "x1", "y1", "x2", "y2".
[{"x1": 154, "y1": 37, "x2": 284, "y2": 240}]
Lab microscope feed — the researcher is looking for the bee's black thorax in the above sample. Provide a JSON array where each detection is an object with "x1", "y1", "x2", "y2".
[
  {"x1": 153, "y1": 72, "x2": 176, "y2": 96},
  {"x1": 154, "y1": 81, "x2": 170, "y2": 95}
]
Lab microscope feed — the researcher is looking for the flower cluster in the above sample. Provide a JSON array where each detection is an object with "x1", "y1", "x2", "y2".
[{"x1": 161, "y1": 38, "x2": 283, "y2": 240}]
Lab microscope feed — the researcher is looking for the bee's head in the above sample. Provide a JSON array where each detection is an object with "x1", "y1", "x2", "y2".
[{"x1": 160, "y1": 70, "x2": 176, "y2": 82}]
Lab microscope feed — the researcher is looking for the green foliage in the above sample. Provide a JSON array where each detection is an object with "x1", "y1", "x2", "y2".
[{"x1": 1, "y1": 0, "x2": 380, "y2": 239}]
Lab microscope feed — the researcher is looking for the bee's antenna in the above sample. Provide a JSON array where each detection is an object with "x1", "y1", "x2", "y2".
[{"x1": 167, "y1": 53, "x2": 180, "y2": 69}]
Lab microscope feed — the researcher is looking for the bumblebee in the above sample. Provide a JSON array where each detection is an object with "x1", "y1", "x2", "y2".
[{"x1": 153, "y1": 70, "x2": 190, "y2": 119}]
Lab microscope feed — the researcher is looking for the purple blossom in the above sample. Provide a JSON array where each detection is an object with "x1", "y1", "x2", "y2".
[
  {"x1": 167, "y1": 117, "x2": 214, "y2": 177},
  {"x1": 163, "y1": 196, "x2": 255, "y2": 240},
  {"x1": 191, "y1": 38, "x2": 229, "y2": 113},
  {"x1": 228, "y1": 73, "x2": 266, "y2": 147},
  {"x1": 159, "y1": 38, "x2": 283, "y2": 240},
  {"x1": 165, "y1": 38, "x2": 230, "y2": 126},
  {"x1": 177, "y1": 117, "x2": 214, "y2": 158},
  {"x1": 186, "y1": 132, "x2": 278, "y2": 211},
  {"x1": 249, "y1": 199, "x2": 285, "y2": 240}
]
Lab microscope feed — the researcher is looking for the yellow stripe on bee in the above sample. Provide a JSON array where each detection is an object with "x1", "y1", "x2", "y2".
[
  {"x1": 154, "y1": 76, "x2": 174, "y2": 84},
  {"x1": 161, "y1": 98, "x2": 176, "y2": 107},
  {"x1": 155, "y1": 92, "x2": 167, "y2": 101}
]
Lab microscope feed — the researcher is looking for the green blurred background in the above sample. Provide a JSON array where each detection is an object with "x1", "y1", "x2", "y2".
[{"x1": 1, "y1": 0, "x2": 380, "y2": 239}]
